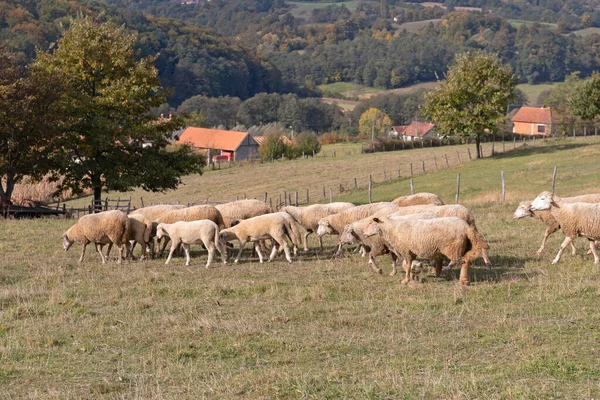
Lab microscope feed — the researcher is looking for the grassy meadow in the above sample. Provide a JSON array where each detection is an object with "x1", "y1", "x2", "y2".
[
  {"x1": 3, "y1": 137, "x2": 600, "y2": 398},
  {"x1": 516, "y1": 83, "x2": 558, "y2": 106}
]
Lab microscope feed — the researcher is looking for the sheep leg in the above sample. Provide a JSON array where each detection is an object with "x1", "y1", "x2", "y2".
[
  {"x1": 401, "y1": 256, "x2": 414, "y2": 285},
  {"x1": 536, "y1": 228, "x2": 553, "y2": 255},
  {"x1": 334, "y1": 242, "x2": 343, "y2": 257},
  {"x1": 165, "y1": 243, "x2": 178, "y2": 265},
  {"x1": 254, "y1": 243, "x2": 265, "y2": 263},
  {"x1": 115, "y1": 244, "x2": 123, "y2": 264},
  {"x1": 234, "y1": 241, "x2": 246, "y2": 263},
  {"x1": 481, "y1": 247, "x2": 491, "y2": 267},
  {"x1": 281, "y1": 240, "x2": 292, "y2": 263},
  {"x1": 268, "y1": 243, "x2": 278, "y2": 262},
  {"x1": 434, "y1": 259, "x2": 444, "y2": 277},
  {"x1": 182, "y1": 243, "x2": 191, "y2": 266},
  {"x1": 368, "y1": 254, "x2": 383, "y2": 275},
  {"x1": 552, "y1": 237, "x2": 573, "y2": 264},
  {"x1": 458, "y1": 259, "x2": 470, "y2": 285},
  {"x1": 589, "y1": 240, "x2": 600, "y2": 264},
  {"x1": 158, "y1": 237, "x2": 171, "y2": 258},
  {"x1": 303, "y1": 231, "x2": 311, "y2": 252},
  {"x1": 79, "y1": 242, "x2": 88, "y2": 263},
  {"x1": 318, "y1": 235, "x2": 323, "y2": 251},
  {"x1": 390, "y1": 253, "x2": 398, "y2": 276},
  {"x1": 95, "y1": 243, "x2": 107, "y2": 264},
  {"x1": 205, "y1": 243, "x2": 215, "y2": 268}
]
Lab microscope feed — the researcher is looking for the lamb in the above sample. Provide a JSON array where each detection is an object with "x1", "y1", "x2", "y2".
[
  {"x1": 530, "y1": 191, "x2": 600, "y2": 264},
  {"x1": 62, "y1": 210, "x2": 130, "y2": 264},
  {"x1": 218, "y1": 213, "x2": 300, "y2": 263},
  {"x1": 363, "y1": 216, "x2": 489, "y2": 285},
  {"x1": 155, "y1": 220, "x2": 224, "y2": 267},
  {"x1": 155, "y1": 205, "x2": 226, "y2": 256},
  {"x1": 340, "y1": 211, "x2": 438, "y2": 276},
  {"x1": 316, "y1": 202, "x2": 399, "y2": 254},
  {"x1": 391, "y1": 192, "x2": 444, "y2": 207},
  {"x1": 514, "y1": 193, "x2": 600, "y2": 255},
  {"x1": 281, "y1": 202, "x2": 355, "y2": 251},
  {"x1": 216, "y1": 199, "x2": 272, "y2": 227}
]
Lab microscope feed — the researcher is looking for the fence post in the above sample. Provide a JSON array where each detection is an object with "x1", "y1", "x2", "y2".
[
  {"x1": 244, "y1": 192, "x2": 247, "y2": 200},
  {"x1": 397, "y1": 167, "x2": 401, "y2": 178},
  {"x1": 422, "y1": 160, "x2": 425, "y2": 173},
  {"x1": 306, "y1": 189, "x2": 309, "y2": 204},
  {"x1": 354, "y1": 177, "x2": 358, "y2": 189},
  {"x1": 467, "y1": 148, "x2": 472, "y2": 160},
  {"x1": 329, "y1": 188, "x2": 333, "y2": 203},
  {"x1": 503, "y1": 141, "x2": 505, "y2": 153},
  {"x1": 264, "y1": 192, "x2": 268, "y2": 203},
  {"x1": 269, "y1": 198, "x2": 273, "y2": 209},
  {"x1": 456, "y1": 151, "x2": 461, "y2": 164},
  {"x1": 384, "y1": 171, "x2": 387, "y2": 181},
  {"x1": 491, "y1": 142, "x2": 495, "y2": 155},
  {"x1": 410, "y1": 179, "x2": 415, "y2": 195},
  {"x1": 322, "y1": 185, "x2": 326, "y2": 199},
  {"x1": 434, "y1": 155, "x2": 438, "y2": 171},
  {"x1": 514, "y1": 137, "x2": 516, "y2": 149},
  {"x1": 501, "y1": 171, "x2": 505, "y2": 203},
  {"x1": 551, "y1": 166, "x2": 558, "y2": 193},
  {"x1": 445, "y1": 154, "x2": 449, "y2": 168},
  {"x1": 455, "y1": 174, "x2": 461, "y2": 204},
  {"x1": 410, "y1": 163, "x2": 413, "y2": 176},
  {"x1": 284, "y1": 191, "x2": 287, "y2": 206},
  {"x1": 368, "y1": 174, "x2": 373, "y2": 203}
]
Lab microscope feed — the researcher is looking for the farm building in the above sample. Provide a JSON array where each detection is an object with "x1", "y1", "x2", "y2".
[
  {"x1": 389, "y1": 121, "x2": 437, "y2": 141},
  {"x1": 511, "y1": 106, "x2": 553, "y2": 136},
  {"x1": 178, "y1": 127, "x2": 260, "y2": 162}
]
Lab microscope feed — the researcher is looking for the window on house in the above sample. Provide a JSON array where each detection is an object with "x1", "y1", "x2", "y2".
[{"x1": 537, "y1": 124, "x2": 546, "y2": 133}]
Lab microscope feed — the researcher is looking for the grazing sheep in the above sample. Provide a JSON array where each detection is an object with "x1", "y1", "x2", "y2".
[
  {"x1": 385, "y1": 204, "x2": 491, "y2": 266},
  {"x1": 130, "y1": 204, "x2": 186, "y2": 221},
  {"x1": 62, "y1": 210, "x2": 130, "y2": 264},
  {"x1": 155, "y1": 220, "x2": 224, "y2": 267},
  {"x1": 282, "y1": 202, "x2": 355, "y2": 251},
  {"x1": 363, "y1": 216, "x2": 489, "y2": 285},
  {"x1": 340, "y1": 211, "x2": 438, "y2": 275},
  {"x1": 156, "y1": 205, "x2": 226, "y2": 256},
  {"x1": 126, "y1": 213, "x2": 154, "y2": 259},
  {"x1": 218, "y1": 213, "x2": 299, "y2": 263},
  {"x1": 316, "y1": 202, "x2": 399, "y2": 254},
  {"x1": 391, "y1": 192, "x2": 444, "y2": 207},
  {"x1": 216, "y1": 199, "x2": 272, "y2": 227},
  {"x1": 514, "y1": 193, "x2": 600, "y2": 255},
  {"x1": 530, "y1": 191, "x2": 600, "y2": 264}
]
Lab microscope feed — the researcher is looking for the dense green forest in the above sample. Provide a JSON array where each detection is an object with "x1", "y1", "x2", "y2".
[{"x1": 3, "y1": 0, "x2": 600, "y2": 132}]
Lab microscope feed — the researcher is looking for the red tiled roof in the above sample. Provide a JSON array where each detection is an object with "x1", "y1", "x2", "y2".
[
  {"x1": 391, "y1": 125, "x2": 407, "y2": 134},
  {"x1": 401, "y1": 121, "x2": 435, "y2": 137},
  {"x1": 512, "y1": 107, "x2": 552, "y2": 124},
  {"x1": 179, "y1": 127, "x2": 250, "y2": 151}
]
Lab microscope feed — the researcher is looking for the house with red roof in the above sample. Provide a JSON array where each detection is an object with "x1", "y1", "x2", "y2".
[
  {"x1": 177, "y1": 127, "x2": 260, "y2": 162},
  {"x1": 511, "y1": 106, "x2": 553, "y2": 136},
  {"x1": 389, "y1": 121, "x2": 437, "y2": 141}
]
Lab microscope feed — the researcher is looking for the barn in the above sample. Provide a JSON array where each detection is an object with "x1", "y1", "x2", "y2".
[
  {"x1": 511, "y1": 106, "x2": 553, "y2": 136},
  {"x1": 178, "y1": 127, "x2": 260, "y2": 162}
]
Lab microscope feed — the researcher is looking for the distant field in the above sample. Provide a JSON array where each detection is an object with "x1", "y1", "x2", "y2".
[
  {"x1": 318, "y1": 82, "x2": 384, "y2": 99},
  {"x1": 417, "y1": 2, "x2": 481, "y2": 11},
  {"x1": 509, "y1": 19, "x2": 557, "y2": 30},
  {"x1": 572, "y1": 27, "x2": 600, "y2": 37},
  {"x1": 517, "y1": 82, "x2": 558, "y2": 106},
  {"x1": 395, "y1": 19, "x2": 441, "y2": 33},
  {"x1": 321, "y1": 97, "x2": 359, "y2": 111},
  {"x1": 286, "y1": 1, "x2": 377, "y2": 19}
]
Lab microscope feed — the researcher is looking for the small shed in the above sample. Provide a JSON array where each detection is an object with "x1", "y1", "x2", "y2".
[
  {"x1": 511, "y1": 106, "x2": 553, "y2": 136},
  {"x1": 178, "y1": 127, "x2": 260, "y2": 161}
]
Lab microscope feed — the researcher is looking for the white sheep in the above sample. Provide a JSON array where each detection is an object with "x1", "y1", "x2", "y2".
[
  {"x1": 218, "y1": 213, "x2": 300, "y2": 263},
  {"x1": 155, "y1": 220, "x2": 224, "y2": 267},
  {"x1": 62, "y1": 210, "x2": 130, "y2": 264},
  {"x1": 363, "y1": 215, "x2": 489, "y2": 285},
  {"x1": 130, "y1": 204, "x2": 186, "y2": 221},
  {"x1": 281, "y1": 202, "x2": 355, "y2": 251},
  {"x1": 391, "y1": 192, "x2": 444, "y2": 207},
  {"x1": 216, "y1": 199, "x2": 272, "y2": 227},
  {"x1": 514, "y1": 193, "x2": 600, "y2": 255},
  {"x1": 530, "y1": 191, "x2": 600, "y2": 264},
  {"x1": 316, "y1": 202, "x2": 399, "y2": 254}
]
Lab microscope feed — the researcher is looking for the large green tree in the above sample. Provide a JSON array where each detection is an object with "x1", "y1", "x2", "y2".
[
  {"x1": 569, "y1": 73, "x2": 600, "y2": 121},
  {"x1": 423, "y1": 52, "x2": 518, "y2": 158},
  {"x1": 0, "y1": 45, "x2": 63, "y2": 206},
  {"x1": 35, "y1": 17, "x2": 204, "y2": 209}
]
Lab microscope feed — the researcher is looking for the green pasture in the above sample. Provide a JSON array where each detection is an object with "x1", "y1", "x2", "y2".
[
  {"x1": 3, "y1": 138, "x2": 600, "y2": 397},
  {"x1": 517, "y1": 82, "x2": 558, "y2": 106},
  {"x1": 508, "y1": 19, "x2": 557, "y2": 30}
]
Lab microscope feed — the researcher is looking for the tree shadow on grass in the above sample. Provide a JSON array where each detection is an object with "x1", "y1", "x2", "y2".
[{"x1": 492, "y1": 141, "x2": 591, "y2": 160}]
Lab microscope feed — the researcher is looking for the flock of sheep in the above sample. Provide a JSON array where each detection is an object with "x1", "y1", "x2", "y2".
[{"x1": 61, "y1": 189, "x2": 600, "y2": 285}]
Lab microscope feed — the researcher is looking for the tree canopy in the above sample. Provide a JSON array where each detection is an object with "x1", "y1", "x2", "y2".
[
  {"x1": 423, "y1": 52, "x2": 517, "y2": 158},
  {"x1": 359, "y1": 108, "x2": 392, "y2": 140},
  {"x1": 34, "y1": 17, "x2": 204, "y2": 208}
]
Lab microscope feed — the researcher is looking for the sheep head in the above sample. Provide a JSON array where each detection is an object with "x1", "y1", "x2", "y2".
[
  {"x1": 530, "y1": 191, "x2": 554, "y2": 211},
  {"x1": 62, "y1": 233, "x2": 74, "y2": 251},
  {"x1": 513, "y1": 201, "x2": 534, "y2": 219},
  {"x1": 363, "y1": 217, "x2": 383, "y2": 238},
  {"x1": 316, "y1": 218, "x2": 333, "y2": 237},
  {"x1": 156, "y1": 223, "x2": 168, "y2": 240},
  {"x1": 339, "y1": 224, "x2": 358, "y2": 245}
]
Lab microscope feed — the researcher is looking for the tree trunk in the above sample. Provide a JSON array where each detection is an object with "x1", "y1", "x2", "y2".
[
  {"x1": 0, "y1": 174, "x2": 15, "y2": 207},
  {"x1": 93, "y1": 185, "x2": 102, "y2": 213},
  {"x1": 475, "y1": 136, "x2": 482, "y2": 159}
]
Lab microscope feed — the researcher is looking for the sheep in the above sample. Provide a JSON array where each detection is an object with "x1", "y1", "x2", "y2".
[
  {"x1": 130, "y1": 204, "x2": 186, "y2": 221},
  {"x1": 218, "y1": 213, "x2": 300, "y2": 263},
  {"x1": 391, "y1": 192, "x2": 444, "y2": 207},
  {"x1": 126, "y1": 213, "x2": 154, "y2": 259},
  {"x1": 155, "y1": 205, "x2": 226, "y2": 256},
  {"x1": 514, "y1": 193, "x2": 600, "y2": 256},
  {"x1": 340, "y1": 210, "x2": 438, "y2": 276},
  {"x1": 281, "y1": 202, "x2": 355, "y2": 251},
  {"x1": 363, "y1": 216, "x2": 489, "y2": 285},
  {"x1": 216, "y1": 199, "x2": 272, "y2": 228},
  {"x1": 155, "y1": 220, "x2": 224, "y2": 267},
  {"x1": 317, "y1": 202, "x2": 399, "y2": 254},
  {"x1": 62, "y1": 210, "x2": 130, "y2": 264},
  {"x1": 530, "y1": 191, "x2": 600, "y2": 264}
]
